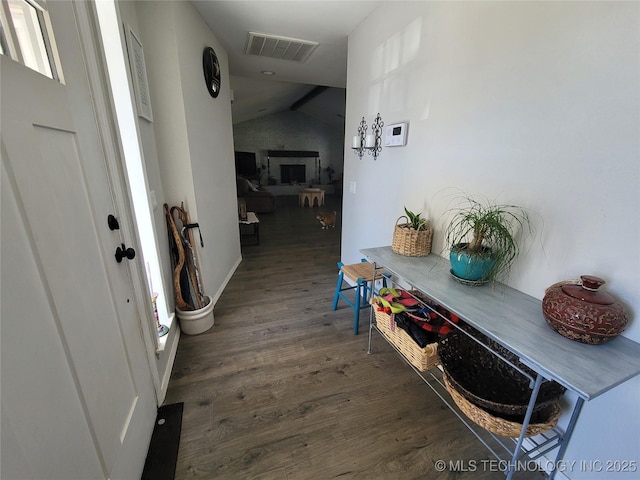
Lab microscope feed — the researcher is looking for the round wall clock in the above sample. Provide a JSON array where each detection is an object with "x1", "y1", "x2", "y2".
[{"x1": 203, "y1": 46, "x2": 221, "y2": 98}]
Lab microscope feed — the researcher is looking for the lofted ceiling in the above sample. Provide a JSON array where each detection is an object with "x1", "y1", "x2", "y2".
[{"x1": 191, "y1": 1, "x2": 380, "y2": 127}]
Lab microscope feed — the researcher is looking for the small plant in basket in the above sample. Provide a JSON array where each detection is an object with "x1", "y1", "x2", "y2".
[
  {"x1": 392, "y1": 207, "x2": 433, "y2": 257},
  {"x1": 403, "y1": 207, "x2": 429, "y2": 231}
]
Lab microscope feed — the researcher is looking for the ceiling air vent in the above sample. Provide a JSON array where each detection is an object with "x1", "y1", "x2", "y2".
[{"x1": 244, "y1": 32, "x2": 319, "y2": 63}]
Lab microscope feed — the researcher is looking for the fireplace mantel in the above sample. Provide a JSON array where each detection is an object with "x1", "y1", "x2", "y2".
[{"x1": 267, "y1": 150, "x2": 319, "y2": 158}]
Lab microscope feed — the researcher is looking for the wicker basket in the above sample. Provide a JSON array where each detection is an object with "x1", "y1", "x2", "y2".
[
  {"x1": 438, "y1": 330, "x2": 566, "y2": 416},
  {"x1": 443, "y1": 373, "x2": 561, "y2": 438},
  {"x1": 391, "y1": 216, "x2": 433, "y2": 257},
  {"x1": 373, "y1": 305, "x2": 439, "y2": 371}
]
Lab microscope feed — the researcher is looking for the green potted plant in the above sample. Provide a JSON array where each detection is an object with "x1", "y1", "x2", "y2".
[
  {"x1": 392, "y1": 207, "x2": 433, "y2": 257},
  {"x1": 403, "y1": 207, "x2": 428, "y2": 230},
  {"x1": 444, "y1": 195, "x2": 536, "y2": 284}
]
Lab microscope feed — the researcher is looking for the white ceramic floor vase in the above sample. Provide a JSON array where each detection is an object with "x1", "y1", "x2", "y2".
[{"x1": 176, "y1": 295, "x2": 214, "y2": 335}]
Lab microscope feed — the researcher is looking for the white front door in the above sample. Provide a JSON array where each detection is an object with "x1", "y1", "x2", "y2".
[{"x1": 1, "y1": 2, "x2": 157, "y2": 479}]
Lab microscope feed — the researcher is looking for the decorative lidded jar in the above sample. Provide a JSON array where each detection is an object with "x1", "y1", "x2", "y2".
[{"x1": 542, "y1": 275, "x2": 628, "y2": 345}]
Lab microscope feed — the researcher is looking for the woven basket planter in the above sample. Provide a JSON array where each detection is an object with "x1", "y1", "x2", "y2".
[
  {"x1": 391, "y1": 216, "x2": 433, "y2": 257},
  {"x1": 373, "y1": 305, "x2": 439, "y2": 371},
  {"x1": 443, "y1": 373, "x2": 561, "y2": 438}
]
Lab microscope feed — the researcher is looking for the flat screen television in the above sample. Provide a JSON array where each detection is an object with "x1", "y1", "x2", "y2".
[{"x1": 234, "y1": 151, "x2": 257, "y2": 178}]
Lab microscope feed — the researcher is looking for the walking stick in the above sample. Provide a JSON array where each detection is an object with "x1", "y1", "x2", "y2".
[
  {"x1": 170, "y1": 205, "x2": 205, "y2": 309},
  {"x1": 164, "y1": 203, "x2": 192, "y2": 311}
]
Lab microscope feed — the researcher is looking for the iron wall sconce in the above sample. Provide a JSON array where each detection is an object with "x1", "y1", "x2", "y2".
[
  {"x1": 351, "y1": 117, "x2": 367, "y2": 159},
  {"x1": 365, "y1": 113, "x2": 383, "y2": 160},
  {"x1": 351, "y1": 114, "x2": 383, "y2": 160}
]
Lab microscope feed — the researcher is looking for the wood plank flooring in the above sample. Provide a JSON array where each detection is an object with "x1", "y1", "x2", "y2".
[{"x1": 164, "y1": 195, "x2": 546, "y2": 480}]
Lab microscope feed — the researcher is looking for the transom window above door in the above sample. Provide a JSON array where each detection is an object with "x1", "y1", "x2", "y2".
[{"x1": 1, "y1": 0, "x2": 62, "y2": 81}]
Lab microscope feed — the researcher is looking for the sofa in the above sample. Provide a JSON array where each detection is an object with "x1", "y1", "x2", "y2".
[{"x1": 236, "y1": 176, "x2": 276, "y2": 213}]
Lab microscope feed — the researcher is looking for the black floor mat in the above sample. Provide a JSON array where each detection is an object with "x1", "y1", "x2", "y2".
[{"x1": 141, "y1": 402, "x2": 183, "y2": 480}]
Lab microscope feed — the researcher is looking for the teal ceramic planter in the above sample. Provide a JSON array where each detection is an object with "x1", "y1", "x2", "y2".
[{"x1": 450, "y1": 244, "x2": 496, "y2": 282}]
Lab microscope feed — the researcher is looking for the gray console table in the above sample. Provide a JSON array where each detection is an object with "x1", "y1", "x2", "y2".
[{"x1": 361, "y1": 246, "x2": 640, "y2": 479}]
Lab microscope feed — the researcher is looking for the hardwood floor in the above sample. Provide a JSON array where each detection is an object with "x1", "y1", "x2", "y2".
[{"x1": 164, "y1": 195, "x2": 545, "y2": 480}]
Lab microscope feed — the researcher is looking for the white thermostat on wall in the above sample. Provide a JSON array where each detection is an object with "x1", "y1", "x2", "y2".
[{"x1": 384, "y1": 122, "x2": 408, "y2": 147}]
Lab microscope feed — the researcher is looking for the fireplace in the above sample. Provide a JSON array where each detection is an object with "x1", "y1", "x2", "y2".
[{"x1": 280, "y1": 164, "x2": 306, "y2": 184}]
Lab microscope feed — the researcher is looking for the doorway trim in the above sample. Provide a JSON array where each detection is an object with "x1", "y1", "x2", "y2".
[{"x1": 75, "y1": 0, "x2": 168, "y2": 403}]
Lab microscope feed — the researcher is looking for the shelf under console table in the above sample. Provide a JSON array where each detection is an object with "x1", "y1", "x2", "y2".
[{"x1": 361, "y1": 246, "x2": 640, "y2": 480}]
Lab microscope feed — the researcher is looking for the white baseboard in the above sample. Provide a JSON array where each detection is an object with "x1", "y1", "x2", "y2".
[{"x1": 210, "y1": 255, "x2": 242, "y2": 305}]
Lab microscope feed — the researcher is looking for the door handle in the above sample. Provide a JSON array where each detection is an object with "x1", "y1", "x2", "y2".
[{"x1": 115, "y1": 243, "x2": 136, "y2": 263}]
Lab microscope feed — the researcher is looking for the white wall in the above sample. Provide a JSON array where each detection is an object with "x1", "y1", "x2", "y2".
[
  {"x1": 173, "y1": 2, "x2": 241, "y2": 301},
  {"x1": 344, "y1": 2, "x2": 639, "y2": 478},
  {"x1": 135, "y1": 1, "x2": 241, "y2": 309}
]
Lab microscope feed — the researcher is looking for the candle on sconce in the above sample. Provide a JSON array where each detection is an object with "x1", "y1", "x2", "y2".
[
  {"x1": 352, "y1": 135, "x2": 361, "y2": 149},
  {"x1": 365, "y1": 134, "x2": 375, "y2": 148}
]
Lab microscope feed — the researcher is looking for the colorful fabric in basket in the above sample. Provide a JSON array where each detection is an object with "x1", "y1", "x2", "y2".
[
  {"x1": 374, "y1": 289, "x2": 461, "y2": 337},
  {"x1": 375, "y1": 288, "x2": 420, "y2": 314},
  {"x1": 393, "y1": 312, "x2": 440, "y2": 347},
  {"x1": 403, "y1": 308, "x2": 459, "y2": 335}
]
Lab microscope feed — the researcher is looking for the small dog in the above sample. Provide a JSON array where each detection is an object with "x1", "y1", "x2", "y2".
[{"x1": 316, "y1": 211, "x2": 337, "y2": 229}]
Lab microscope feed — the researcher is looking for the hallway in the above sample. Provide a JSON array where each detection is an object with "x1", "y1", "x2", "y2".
[{"x1": 164, "y1": 195, "x2": 543, "y2": 479}]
